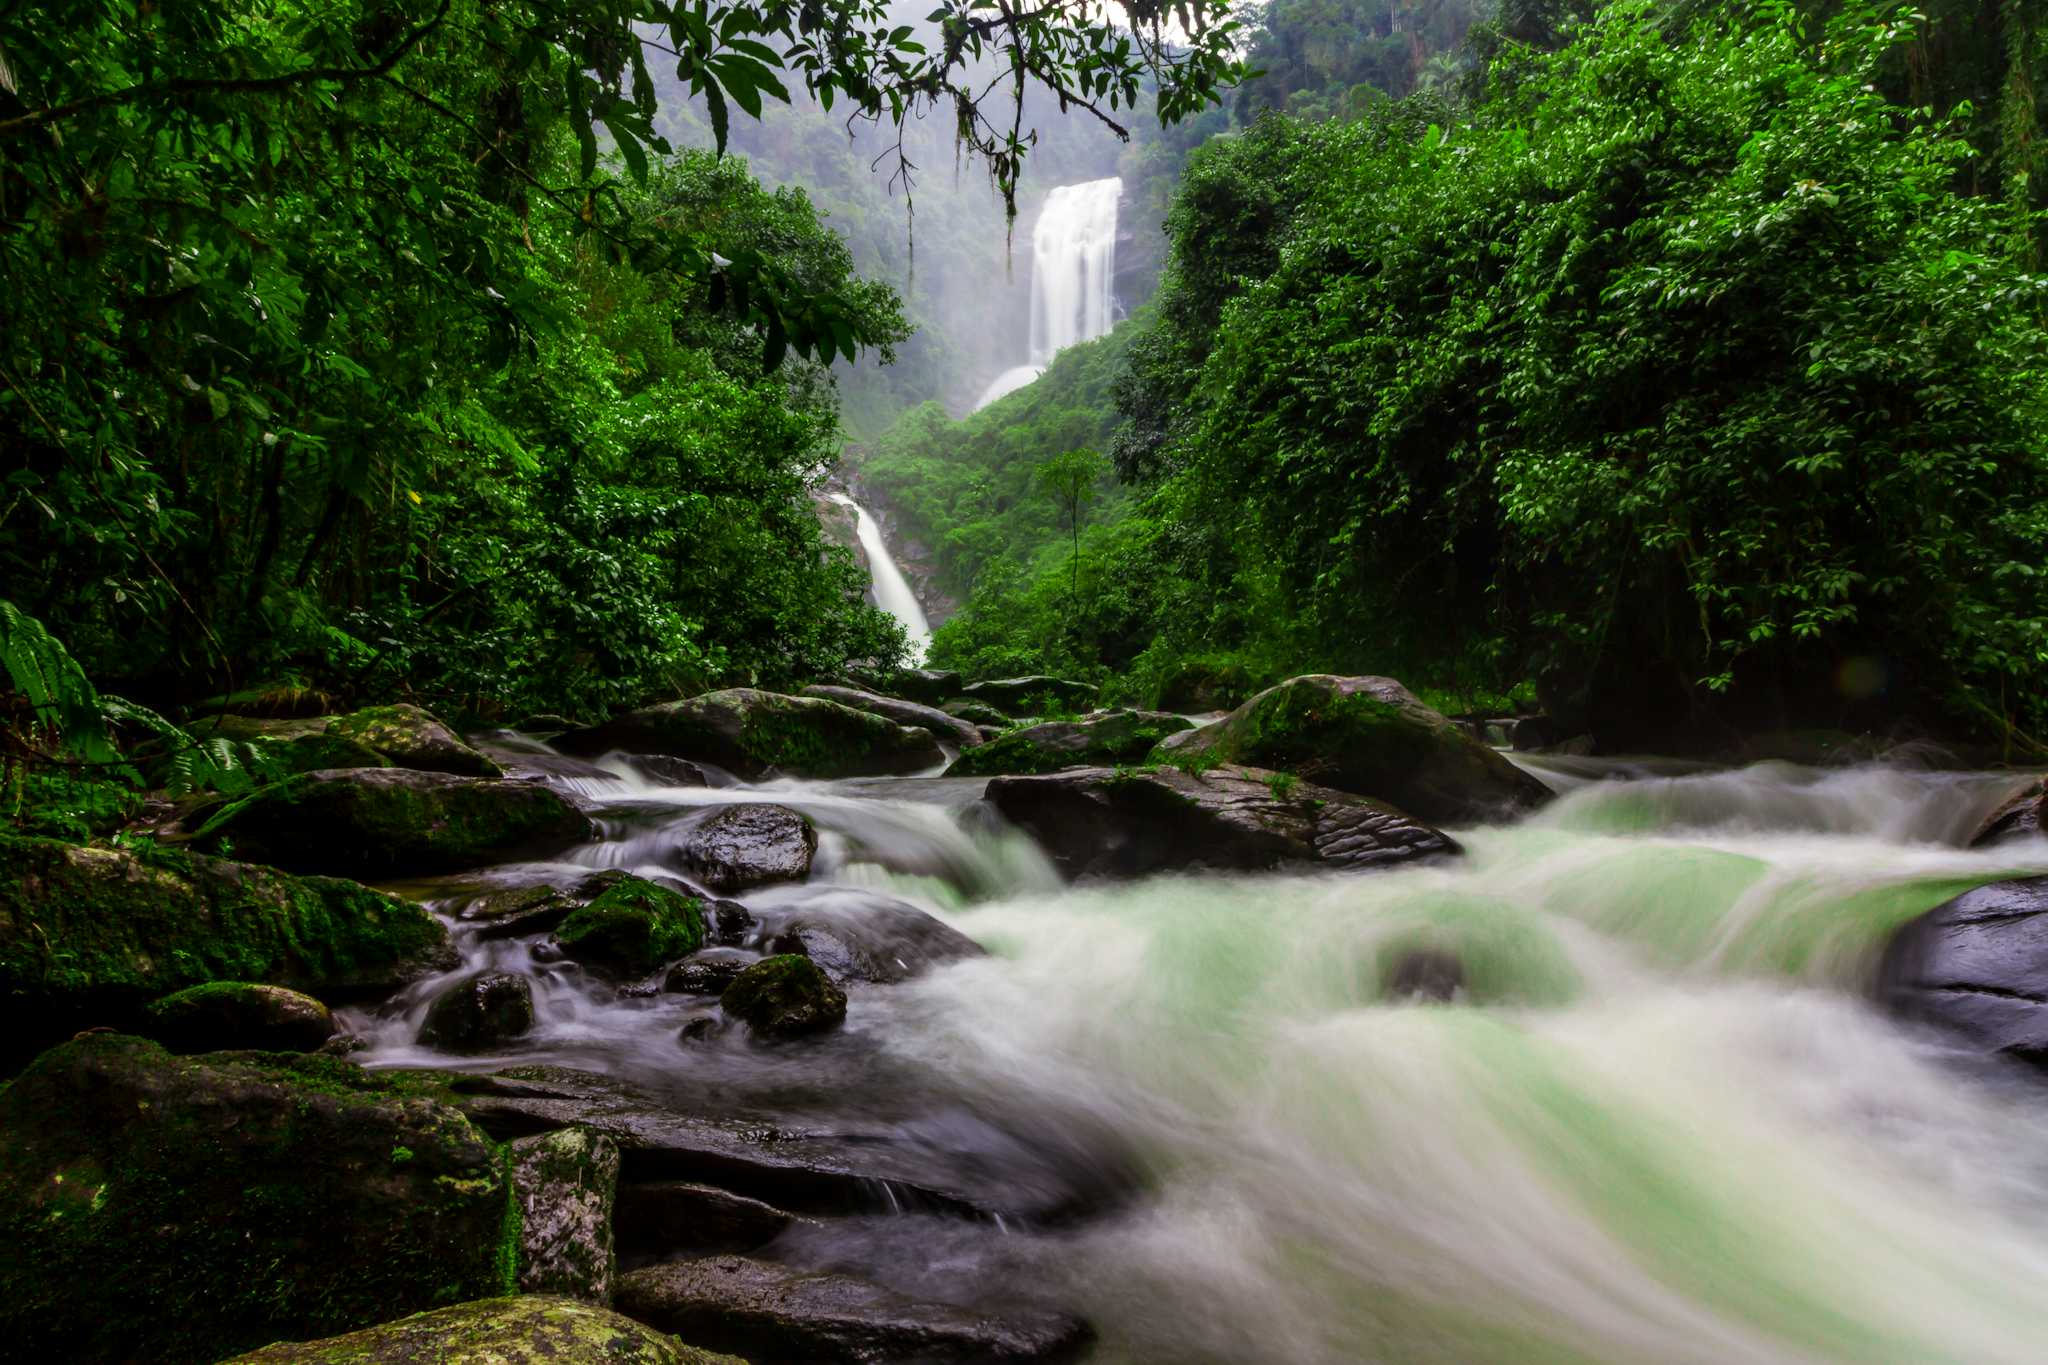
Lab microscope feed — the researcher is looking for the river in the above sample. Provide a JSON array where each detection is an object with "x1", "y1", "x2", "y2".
[{"x1": 350, "y1": 743, "x2": 2048, "y2": 1363}]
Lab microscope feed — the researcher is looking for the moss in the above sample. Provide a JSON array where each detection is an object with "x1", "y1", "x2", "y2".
[
  {"x1": 554, "y1": 877, "x2": 703, "y2": 975},
  {"x1": 946, "y1": 711, "x2": 1194, "y2": 778},
  {"x1": 217, "y1": 1295, "x2": 744, "y2": 1364},
  {"x1": 719, "y1": 953, "x2": 847, "y2": 1038}
]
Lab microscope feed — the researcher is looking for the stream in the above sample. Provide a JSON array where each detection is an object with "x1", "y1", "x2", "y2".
[{"x1": 347, "y1": 743, "x2": 2048, "y2": 1363}]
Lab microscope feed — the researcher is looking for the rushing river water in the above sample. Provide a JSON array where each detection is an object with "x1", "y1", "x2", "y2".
[{"x1": 352, "y1": 742, "x2": 2048, "y2": 1363}]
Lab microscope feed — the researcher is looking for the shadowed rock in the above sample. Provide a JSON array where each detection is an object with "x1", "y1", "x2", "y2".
[
  {"x1": 144, "y1": 981, "x2": 336, "y2": 1054},
  {"x1": 220, "y1": 1295, "x2": 741, "y2": 1364},
  {"x1": 419, "y1": 972, "x2": 534, "y2": 1053},
  {"x1": 720, "y1": 955, "x2": 847, "y2": 1039},
  {"x1": 945, "y1": 710, "x2": 1192, "y2": 777},
  {"x1": 1971, "y1": 777, "x2": 2046, "y2": 847},
  {"x1": 615, "y1": 1182, "x2": 806, "y2": 1256},
  {"x1": 557, "y1": 689, "x2": 942, "y2": 779}
]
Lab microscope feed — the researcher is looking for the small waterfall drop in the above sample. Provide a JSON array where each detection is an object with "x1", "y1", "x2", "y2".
[
  {"x1": 830, "y1": 492, "x2": 932, "y2": 664},
  {"x1": 973, "y1": 176, "x2": 1122, "y2": 410}
]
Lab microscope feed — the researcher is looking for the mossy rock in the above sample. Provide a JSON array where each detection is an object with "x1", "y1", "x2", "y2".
[
  {"x1": 510, "y1": 1127, "x2": 619, "y2": 1303},
  {"x1": 1157, "y1": 675, "x2": 1553, "y2": 824},
  {"x1": 143, "y1": 981, "x2": 336, "y2": 1054},
  {"x1": 556, "y1": 688, "x2": 943, "y2": 779},
  {"x1": 1153, "y1": 658, "x2": 1254, "y2": 713},
  {"x1": 958, "y1": 676, "x2": 1099, "y2": 717},
  {"x1": 940, "y1": 699, "x2": 1011, "y2": 728},
  {"x1": 202, "y1": 768, "x2": 592, "y2": 877},
  {"x1": 0, "y1": 834, "x2": 451, "y2": 1068},
  {"x1": 944, "y1": 710, "x2": 1193, "y2": 778},
  {"x1": 0, "y1": 1035, "x2": 516, "y2": 1364},
  {"x1": 554, "y1": 876, "x2": 704, "y2": 976},
  {"x1": 202, "y1": 703, "x2": 501, "y2": 778},
  {"x1": 719, "y1": 954, "x2": 846, "y2": 1039},
  {"x1": 418, "y1": 972, "x2": 535, "y2": 1054},
  {"x1": 221, "y1": 1295, "x2": 744, "y2": 1364}
]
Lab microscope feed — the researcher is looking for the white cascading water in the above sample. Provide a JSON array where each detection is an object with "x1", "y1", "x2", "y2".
[
  {"x1": 828, "y1": 491, "x2": 932, "y2": 664},
  {"x1": 974, "y1": 176, "x2": 1123, "y2": 409}
]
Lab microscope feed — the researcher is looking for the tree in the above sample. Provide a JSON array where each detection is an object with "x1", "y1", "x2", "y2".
[{"x1": 1036, "y1": 447, "x2": 1108, "y2": 604}]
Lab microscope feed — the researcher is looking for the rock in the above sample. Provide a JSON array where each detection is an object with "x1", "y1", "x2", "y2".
[
  {"x1": 623, "y1": 754, "x2": 713, "y2": 787},
  {"x1": 143, "y1": 981, "x2": 335, "y2": 1054},
  {"x1": 220, "y1": 1295, "x2": 741, "y2": 1364},
  {"x1": 201, "y1": 768, "x2": 592, "y2": 876},
  {"x1": 615, "y1": 1182, "x2": 803, "y2": 1257},
  {"x1": 704, "y1": 898, "x2": 756, "y2": 946},
  {"x1": 763, "y1": 895, "x2": 985, "y2": 985},
  {"x1": 1510, "y1": 715, "x2": 1557, "y2": 751},
  {"x1": 984, "y1": 764, "x2": 1461, "y2": 880},
  {"x1": 514, "y1": 713, "x2": 581, "y2": 735},
  {"x1": 1157, "y1": 675, "x2": 1553, "y2": 824},
  {"x1": 665, "y1": 950, "x2": 760, "y2": 995},
  {"x1": 203, "y1": 703, "x2": 502, "y2": 778},
  {"x1": 945, "y1": 710, "x2": 1193, "y2": 777},
  {"x1": 1881, "y1": 877, "x2": 2048, "y2": 1066},
  {"x1": 959, "y1": 676, "x2": 1099, "y2": 717},
  {"x1": 419, "y1": 972, "x2": 535, "y2": 1053},
  {"x1": 554, "y1": 876, "x2": 705, "y2": 977},
  {"x1": 1153, "y1": 659, "x2": 1253, "y2": 713},
  {"x1": 455, "y1": 882, "x2": 584, "y2": 940},
  {"x1": 0, "y1": 834, "x2": 452, "y2": 1066},
  {"x1": 1972, "y1": 777, "x2": 2046, "y2": 847},
  {"x1": 1383, "y1": 948, "x2": 1465, "y2": 1002},
  {"x1": 720, "y1": 955, "x2": 847, "y2": 1038},
  {"x1": 510, "y1": 1127, "x2": 620, "y2": 1303},
  {"x1": 679, "y1": 804, "x2": 817, "y2": 892},
  {"x1": 614, "y1": 1256, "x2": 1092, "y2": 1364},
  {"x1": 942, "y1": 699, "x2": 1013, "y2": 728},
  {"x1": 881, "y1": 667, "x2": 965, "y2": 704},
  {"x1": 802, "y1": 684, "x2": 983, "y2": 748},
  {"x1": 558, "y1": 689, "x2": 943, "y2": 779},
  {"x1": 0, "y1": 1035, "x2": 514, "y2": 1363},
  {"x1": 321, "y1": 1032, "x2": 372, "y2": 1056}
]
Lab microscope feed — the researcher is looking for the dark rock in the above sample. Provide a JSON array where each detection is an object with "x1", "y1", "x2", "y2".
[
  {"x1": 959, "y1": 676, "x2": 1100, "y2": 717},
  {"x1": 513, "y1": 713, "x2": 581, "y2": 735},
  {"x1": 614, "y1": 1181, "x2": 803, "y2": 1256},
  {"x1": 883, "y1": 668, "x2": 965, "y2": 704},
  {"x1": 554, "y1": 877, "x2": 704, "y2": 977},
  {"x1": 943, "y1": 699, "x2": 1013, "y2": 728},
  {"x1": 455, "y1": 883, "x2": 583, "y2": 940},
  {"x1": 203, "y1": 703, "x2": 502, "y2": 778},
  {"x1": 720, "y1": 955, "x2": 846, "y2": 1039},
  {"x1": 320, "y1": 1031, "x2": 372, "y2": 1056},
  {"x1": 0, "y1": 1035, "x2": 511, "y2": 1364},
  {"x1": 1153, "y1": 659, "x2": 1253, "y2": 713},
  {"x1": 1383, "y1": 949, "x2": 1465, "y2": 1002},
  {"x1": 765, "y1": 898, "x2": 985, "y2": 985},
  {"x1": 510, "y1": 1126, "x2": 619, "y2": 1303},
  {"x1": 419, "y1": 972, "x2": 535, "y2": 1053},
  {"x1": 1158, "y1": 675, "x2": 1553, "y2": 824},
  {"x1": 704, "y1": 898, "x2": 756, "y2": 946},
  {"x1": 1510, "y1": 716, "x2": 1557, "y2": 751},
  {"x1": 679, "y1": 804, "x2": 817, "y2": 892},
  {"x1": 201, "y1": 768, "x2": 592, "y2": 876},
  {"x1": 144, "y1": 981, "x2": 335, "y2": 1054},
  {"x1": 801, "y1": 684, "x2": 983, "y2": 748},
  {"x1": 220, "y1": 1295, "x2": 741, "y2": 1364},
  {"x1": 623, "y1": 754, "x2": 713, "y2": 788},
  {"x1": 945, "y1": 710, "x2": 1193, "y2": 777},
  {"x1": 614, "y1": 1255, "x2": 1092, "y2": 1364},
  {"x1": 1972, "y1": 777, "x2": 2046, "y2": 847},
  {"x1": 558, "y1": 689, "x2": 943, "y2": 779},
  {"x1": 676, "y1": 1015, "x2": 724, "y2": 1043},
  {"x1": 1881, "y1": 877, "x2": 2048, "y2": 1066},
  {"x1": 664, "y1": 950, "x2": 759, "y2": 995},
  {"x1": 985, "y1": 764, "x2": 1461, "y2": 880}
]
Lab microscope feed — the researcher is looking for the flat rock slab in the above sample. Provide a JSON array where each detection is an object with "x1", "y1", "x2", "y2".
[
  {"x1": 680, "y1": 804, "x2": 818, "y2": 892},
  {"x1": 615, "y1": 1255, "x2": 1092, "y2": 1364},
  {"x1": 615, "y1": 1181, "x2": 807, "y2": 1257},
  {"x1": 984, "y1": 763, "x2": 1460, "y2": 880},
  {"x1": 802, "y1": 685, "x2": 983, "y2": 748},
  {"x1": 758, "y1": 895, "x2": 987, "y2": 985},
  {"x1": 222, "y1": 1295, "x2": 741, "y2": 1365},
  {"x1": 1882, "y1": 876, "x2": 2048, "y2": 1065},
  {"x1": 1972, "y1": 777, "x2": 2046, "y2": 847}
]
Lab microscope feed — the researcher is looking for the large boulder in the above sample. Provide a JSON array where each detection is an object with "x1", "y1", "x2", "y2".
[
  {"x1": 553, "y1": 875, "x2": 704, "y2": 976},
  {"x1": 1157, "y1": 675, "x2": 1552, "y2": 824},
  {"x1": 869, "y1": 667, "x2": 964, "y2": 704},
  {"x1": 202, "y1": 768, "x2": 592, "y2": 876},
  {"x1": 720, "y1": 955, "x2": 847, "y2": 1039},
  {"x1": 1971, "y1": 777, "x2": 2045, "y2": 847},
  {"x1": 985, "y1": 764, "x2": 1461, "y2": 880},
  {"x1": 959, "y1": 676, "x2": 1099, "y2": 717},
  {"x1": 0, "y1": 1035, "x2": 515, "y2": 1364},
  {"x1": 202, "y1": 702, "x2": 502, "y2": 778},
  {"x1": 222, "y1": 1296, "x2": 741, "y2": 1365},
  {"x1": 143, "y1": 981, "x2": 336, "y2": 1054},
  {"x1": 679, "y1": 803, "x2": 817, "y2": 891},
  {"x1": 614, "y1": 1255, "x2": 1091, "y2": 1364},
  {"x1": 1152, "y1": 658, "x2": 1253, "y2": 713},
  {"x1": 559, "y1": 689, "x2": 943, "y2": 778},
  {"x1": 419, "y1": 972, "x2": 535, "y2": 1053},
  {"x1": 762, "y1": 894, "x2": 986, "y2": 985},
  {"x1": 945, "y1": 710, "x2": 1192, "y2": 778},
  {"x1": 1881, "y1": 877, "x2": 2048, "y2": 1066},
  {"x1": 510, "y1": 1126, "x2": 620, "y2": 1303},
  {"x1": 0, "y1": 834, "x2": 451, "y2": 1064},
  {"x1": 801, "y1": 684, "x2": 983, "y2": 748},
  {"x1": 941, "y1": 698, "x2": 1013, "y2": 728}
]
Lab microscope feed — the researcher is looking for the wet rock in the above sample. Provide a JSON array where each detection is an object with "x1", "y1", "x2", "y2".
[
  {"x1": 220, "y1": 1295, "x2": 742, "y2": 1364},
  {"x1": 665, "y1": 949, "x2": 759, "y2": 995},
  {"x1": 943, "y1": 699, "x2": 1013, "y2": 728},
  {"x1": 720, "y1": 955, "x2": 846, "y2": 1039},
  {"x1": 0, "y1": 834, "x2": 451, "y2": 1066},
  {"x1": 680, "y1": 804, "x2": 817, "y2": 892},
  {"x1": 201, "y1": 768, "x2": 592, "y2": 876},
  {"x1": 985, "y1": 764, "x2": 1461, "y2": 880},
  {"x1": 511, "y1": 1126, "x2": 620, "y2": 1303},
  {"x1": 321, "y1": 1031, "x2": 372, "y2": 1056},
  {"x1": 143, "y1": 981, "x2": 335, "y2": 1054},
  {"x1": 614, "y1": 1255, "x2": 1093, "y2": 1364},
  {"x1": 676, "y1": 1015, "x2": 725, "y2": 1043},
  {"x1": 765, "y1": 897, "x2": 985, "y2": 985},
  {"x1": 959, "y1": 676, "x2": 1099, "y2": 717},
  {"x1": 0, "y1": 1035, "x2": 511, "y2": 1363},
  {"x1": 1510, "y1": 716, "x2": 1557, "y2": 751},
  {"x1": 704, "y1": 898, "x2": 756, "y2": 946},
  {"x1": 1881, "y1": 876, "x2": 2048, "y2": 1067},
  {"x1": 802, "y1": 683, "x2": 984, "y2": 748},
  {"x1": 1383, "y1": 948, "x2": 1465, "y2": 1002},
  {"x1": 558, "y1": 689, "x2": 943, "y2": 779},
  {"x1": 554, "y1": 877, "x2": 704, "y2": 977},
  {"x1": 1158, "y1": 675, "x2": 1553, "y2": 824},
  {"x1": 945, "y1": 709, "x2": 1193, "y2": 778},
  {"x1": 203, "y1": 702, "x2": 502, "y2": 778},
  {"x1": 1153, "y1": 658, "x2": 1253, "y2": 713},
  {"x1": 623, "y1": 754, "x2": 713, "y2": 788},
  {"x1": 1971, "y1": 777, "x2": 2046, "y2": 847},
  {"x1": 615, "y1": 1181, "x2": 804, "y2": 1256},
  {"x1": 456, "y1": 882, "x2": 583, "y2": 940},
  {"x1": 419, "y1": 972, "x2": 534, "y2": 1053}
]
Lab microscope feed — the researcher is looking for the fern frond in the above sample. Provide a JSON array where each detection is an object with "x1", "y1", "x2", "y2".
[{"x1": 0, "y1": 600, "x2": 119, "y2": 764}]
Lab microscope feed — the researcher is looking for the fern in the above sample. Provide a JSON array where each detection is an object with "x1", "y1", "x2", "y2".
[
  {"x1": 161, "y1": 736, "x2": 286, "y2": 798},
  {"x1": 0, "y1": 600, "x2": 120, "y2": 765}
]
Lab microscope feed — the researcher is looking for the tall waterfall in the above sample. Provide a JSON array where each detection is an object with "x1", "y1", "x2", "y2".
[
  {"x1": 975, "y1": 176, "x2": 1123, "y2": 409},
  {"x1": 829, "y1": 492, "x2": 932, "y2": 665}
]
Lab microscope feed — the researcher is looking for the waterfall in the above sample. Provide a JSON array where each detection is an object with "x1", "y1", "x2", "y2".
[
  {"x1": 973, "y1": 177, "x2": 1122, "y2": 410},
  {"x1": 829, "y1": 492, "x2": 932, "y2": 664}
]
